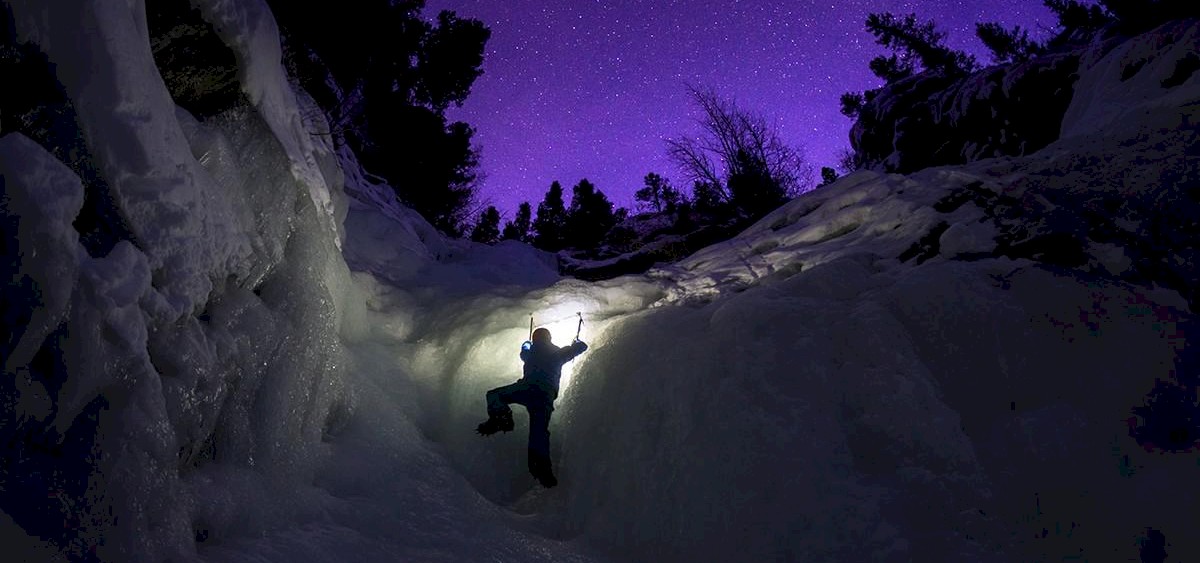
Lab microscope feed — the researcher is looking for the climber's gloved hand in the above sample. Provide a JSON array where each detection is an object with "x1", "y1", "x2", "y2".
[{"x1": 521, "y1": 341, "x2": 532, "y2": 351}]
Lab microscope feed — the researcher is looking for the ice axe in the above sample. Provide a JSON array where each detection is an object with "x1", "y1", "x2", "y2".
[
  {"x1": 574, "y1": 312, "x2": 583, "y2": 342},
  {"x1": 522, "y1": 314, "x2": 534, "y2": 351}
]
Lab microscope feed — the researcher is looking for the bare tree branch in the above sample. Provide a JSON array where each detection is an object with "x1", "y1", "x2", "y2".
[
  {"x1": 667, "y1": 86, "x2": 813, "y2": 213},
  {"x1": 666, "y1": 136, "x2": 725, "y2": 197}
]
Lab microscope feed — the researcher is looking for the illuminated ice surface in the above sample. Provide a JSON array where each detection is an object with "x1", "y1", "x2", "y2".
[{"x1": 1, "y1": 2, "x2": 1198, "y2": 562}]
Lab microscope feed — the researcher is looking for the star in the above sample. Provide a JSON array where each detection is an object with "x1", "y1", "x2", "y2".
[{"x1": 425, "y1": 0, "x2": 1055, "y2": 219}]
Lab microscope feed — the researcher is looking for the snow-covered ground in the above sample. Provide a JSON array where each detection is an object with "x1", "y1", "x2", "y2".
[{"x1": 2, "y1": 1, "x2": 1197, "y2": 561}]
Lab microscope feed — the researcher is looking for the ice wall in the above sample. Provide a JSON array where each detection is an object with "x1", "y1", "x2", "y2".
[
  {"x1": 550, "y1": 21, "x2": 1197, "y2": 560},
  {"x1": 409, "y1": 18, "x2": 1199, "y2": 562},
  {"x1": 420, "y1": 176, "x2": 1194, "y2": 561},
  {"x1": 2, "y1": 0, "x2": 357, "y2": 559}
]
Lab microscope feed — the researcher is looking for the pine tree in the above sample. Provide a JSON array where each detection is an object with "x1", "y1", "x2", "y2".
[
  {"x1": 840, "y1": 13, "x2": 974, "y2": 125},
  {"x1": 690, "y1": 181, "x2": 727, "y2": 217},
  {"x1": 976, "y1": 22, "x2": 1043, "y2": 64},
  {"x1": 864, "y1": 12, "x2": 977, "y2": 81},
  {"x1": 501, "y1": 201, "x2": 532, "y2": 242},
  {"x1": 470, "y1": 205, "x2": 501, "y2": 244},
  {"x1": 532, "y1": 181, "x2": 568, "y2": 251},
  {"x1": 661, "y1": 182, "x2": 682, "y2": 213},
  {"x1": 635, "y1": 173, "x2": 682, "y2": 213},
  {"x1": 818, "y1": 167, "x2": 839, "y2": 187},
  {"x1": 868, "y1": 54, "x2": 913, "y2": 83},
  {"x1": 726, "y1": 149, "x2": 786, "y2": 218},
  {"x1": 1043, "y1": 0, "x2": 1111, "y2": 34},
  {"x1": 1098, "y1": 0, "x2": 1198, "y2": 34},
  {"x1": 565, "y1": 179, "x2": 617, "y2": 249},
  {"x1": 268, "y1": 0, "x2": 491, "y2": 235},
  {"x1": 839, "y1": 92, "x2": 866, "y2": 119}
]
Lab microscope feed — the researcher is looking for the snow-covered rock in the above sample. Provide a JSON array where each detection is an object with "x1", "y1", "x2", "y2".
[
  {"x1": 850, "y1": 49, "x2": 1083, "y2": 173},
  {"x1": 848, "y1": 19, "x2": 1200, "y2": 174},
  {"x1": 1062, "y1": 18, "x2": 1200, "y2": 139},
  {"x1": 2, "y1": 0, "x2": 356, "y2": 559}
]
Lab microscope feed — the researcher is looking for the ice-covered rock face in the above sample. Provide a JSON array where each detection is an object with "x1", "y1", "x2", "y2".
[
  {"x1": 146, "y1": 0, "x2": 246, "y2": 119},
  {"x1": 850, "y1": 48, "x2": 1083, "y2": 173},
  {"x1": 848, "y1": 19, "x2": 1200, "y2": 175},
  {"x1": 763, "y1": 18, "x2": 1200, "y2": 313},
  {"x1": 2, "y1": 0, "x2": 356, "y2": 560}
]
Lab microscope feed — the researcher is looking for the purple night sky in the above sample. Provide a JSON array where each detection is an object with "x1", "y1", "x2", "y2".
[{"x1": 423, "y1": 0, "x2": 1057, "y2": 218}]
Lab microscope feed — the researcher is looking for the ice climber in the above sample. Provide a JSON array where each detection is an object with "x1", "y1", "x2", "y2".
[{"x1": 476, "y1": 326, "x2": 588, "y2": 488}]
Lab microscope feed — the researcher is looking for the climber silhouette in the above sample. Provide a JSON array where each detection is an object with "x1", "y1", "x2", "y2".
[{"x1": 476, "y1": 327, "x2": 587, "y2": 488}]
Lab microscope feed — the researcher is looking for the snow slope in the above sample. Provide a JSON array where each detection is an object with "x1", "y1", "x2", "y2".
[{"x1": 1, "y1": 2, "x2": 1197, "y2": 562}]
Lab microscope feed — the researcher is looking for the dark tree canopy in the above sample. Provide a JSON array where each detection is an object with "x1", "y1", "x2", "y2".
[
  {"x1": 364, "y1": 108, "x2": 480, "y2": 234},
  {"x1": 268, "y1": 0, "x2": 490, "y2": 235},
  {"x1": 868, "y1": 53, "x2": 913, "y2": 83},
  {"x1": 470, "y1": 206, "x2": 501, "y2": 244},
  {"x1": 533, "y1": 181, "x2": 568, "y2": 251},
  {"x1": 635, "y1": 173, "x2": 682, "y2": 213},
  {"x1": 690, "y1": 181, "x2": 726, "y2": 216},
  {"x1": 564, "y1": 179, "x2": 617, "y2": 249},
  {"x1": 976, "y1": 22, "x2": 1043, "y2": 64},
  {"x1": 839, "y1": 92, "x2": 867, "y2": 119},
  {"x1": 1043, "y1": 0, "x2": 1112, "y2": 34},
  {"x1": 1040, "y1": 0, "x2": 1199, "y2": 45},
  {"x1": 502, "y1": 202, "x2": 532, "y2": 242},
  {"x1": 726, "y1": 149, "x2": 788, "y2": 218},
  {"x1": 818, "y1": 167, "x2": 839, "y2": 187},
  {"x1": 1097, "y1": 0, "x2": 1200, "y2": 33},
  {"x1": 864, "y1": 12, "x2": 977, "y2": 81},
  {"x1": 416, "y1": 11, "x2": 489, "y2": 112}
]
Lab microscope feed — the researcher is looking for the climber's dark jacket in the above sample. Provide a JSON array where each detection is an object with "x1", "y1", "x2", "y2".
[{"x1": 518, "y1": 340, "x2": 588, "y2": 399}]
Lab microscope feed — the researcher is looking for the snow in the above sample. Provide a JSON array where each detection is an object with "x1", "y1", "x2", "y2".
[
  {"x1": 0, "y1": 134, "x2": 84, "y2": 403},
  {"x1": 2, "y1": 3, "x2": 1198, "y2": 563},
  {"x1": 1061, "y1": 18, "x2": 1200, "y2": 140}
]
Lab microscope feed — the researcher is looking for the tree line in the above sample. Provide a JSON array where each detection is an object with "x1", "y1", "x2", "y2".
[
  {"x1": 473, "y1": 0, "x2": 1200, "y2": 253},
  {"x1": 840, "y1": 0, "x2": 1200, "y2": 119},
  {"x1": 270, "y1": 0, "x2": 830, "y2": 250},
  {"x1": 268, "y1": 0, "x2": 490, "y2": 236},
  {"x1": 470, "y1": 86, "x2": 820, "y2": 253},
  {"x1": 272, "y1": 0, "x2": 1199, "y2": 252}
]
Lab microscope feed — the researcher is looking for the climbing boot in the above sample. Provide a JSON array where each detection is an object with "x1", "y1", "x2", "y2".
[
  {"x1": 528, "y1": 456, "x2": 557, "y2": 488},
  {"x1": 476, "y1": 410, "x2": 514, "y2": 436}
]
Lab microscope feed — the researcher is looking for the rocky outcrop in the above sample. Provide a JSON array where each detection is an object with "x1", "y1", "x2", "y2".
[
  {"x1": 850, "y1": 49, "x2": 1085, "y2": 174},
  {"x1": 842, "y1": 17, "x2": 1200, "y2": 174},
  {"x1": 147, "y1": 0, "x2": 245, "y2": 119}
]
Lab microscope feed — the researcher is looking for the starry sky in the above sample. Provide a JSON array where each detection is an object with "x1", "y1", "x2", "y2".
[{"x1": 423, "y1": 0, "x2": 1057, "y2": 218}]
